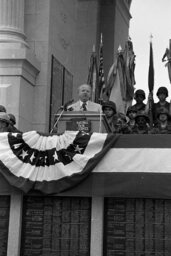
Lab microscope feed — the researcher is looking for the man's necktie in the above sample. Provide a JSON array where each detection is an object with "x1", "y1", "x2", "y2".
[{"x1": 82, "y1": 102, "x2": 87, "y2": 111}]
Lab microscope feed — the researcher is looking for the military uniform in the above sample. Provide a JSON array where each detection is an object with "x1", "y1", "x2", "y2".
[
  {"x1": 132, "y1": 89, "x2": 146, "y2": 112},
  {"x1": 132, "y1": 112, "x2": 150, "y2": 134},
  {"x1": 152, "y1": 87, "x2": 170, "y2": 125},
  {"x1": 152, "y1": 107, "x2": 171, "y2": 134},
  {"x1": 0, "y1": 112, "x2": 11, "y2": 132}
]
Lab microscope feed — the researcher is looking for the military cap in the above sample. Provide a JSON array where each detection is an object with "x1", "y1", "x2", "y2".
[
  {"x1": 156, "y1": 87, "x2": 168, "y2": 97},
  {"x1": 0, "y1": 105, "x2": 6, "y2": 113},
  {"x1": 102, "y1": 101, "x2": 117, "y2": 114},
  {"x1": 0, "y1": 112, "x2": 11, "y2": 124},
  {"x1": 134, "y1": 89, "x2": 146, "y2": 100},
  {"x1": 126, "y1": 106, "x2": 137, "y2": 116},
  {"x1": 8, "y1": 113, "x2": 16, "y2": 125},
  {"x1": 135, "y1": 112, "x2": 150, "y2": 123}
]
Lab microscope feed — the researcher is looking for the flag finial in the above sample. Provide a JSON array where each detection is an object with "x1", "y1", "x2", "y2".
[
  {"x1": 150, "y1": 34, "x2": 153, "y2": 42},
  {"x1": 100, "y1": 33, "x2": 103, "y2": 45},
  {"x1": 118, "y1": 45, "x2": 122, "y2": 53}
]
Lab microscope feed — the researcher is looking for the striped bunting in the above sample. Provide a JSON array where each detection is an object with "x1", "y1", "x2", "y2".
[
  {"x1": 63, "y1": 134, "x2": 171, "y2": 198},
  {"x1": 0, "y1": 132, "x2": 171, "y2": 197},
  {"x1": 0, "y1": 131, "x2": 118, "y2": 194}
]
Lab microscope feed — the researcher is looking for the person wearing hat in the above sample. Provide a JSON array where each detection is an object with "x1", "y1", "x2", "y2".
[
  {"x1": 0, "y1": 112, "x2": 11, "y2": 132},
  {"x1": 7, "y1": 113, "x2": 21, "y2": 133},
  {"x1": 132, "y1": 89, "x2": 146, "y2": 112},
  {"x1": 132, "y1": 111, "x2": 150, "y2": 134},
  {"x1": 152, "y1": 107, "x2": 171, "y2": 134},
  {"x1": 115, "y1": 112, "x2": 128, "y2": 133},
  {"x1": 0, "y1": 105, "x2": 6, "y2": 113},
  {"x1": 123, "y1": 106, "x2": 137, "y2": 133},
  {"x1": 102, "y1": 101, "x2": 118, "y2": 133},
  {"x1": 150, "y1": 86, "x2": 170, "y2": 126}
]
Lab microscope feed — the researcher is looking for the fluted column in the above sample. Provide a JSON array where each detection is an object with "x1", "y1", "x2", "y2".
[{"x1": 0, "y1": 0, "x2": 26, "y2": 44}]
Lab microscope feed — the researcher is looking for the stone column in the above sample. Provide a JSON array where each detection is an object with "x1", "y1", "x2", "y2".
[
  {"x1": 0, "y1": 0, "x2": 40, "y2": 132},
  {"x1": 0, "y1": 0, "x2": 27, "y2": 45}
]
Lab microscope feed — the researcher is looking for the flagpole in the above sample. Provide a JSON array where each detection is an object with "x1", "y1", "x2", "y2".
[
  {"x1": 98, "y1": 33, "x2": 105, "y2": 104},
  {"x1": 148, "y1": 34, "x2": 154, "y2": 129}
]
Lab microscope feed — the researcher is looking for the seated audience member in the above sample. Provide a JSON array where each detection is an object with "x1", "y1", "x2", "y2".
[
  {"x1": 132, "y1": 112, "x2": 150, "y2": 134},
  {"x1": 67, "y1": 84, "x2": 102, "y2": 112},
  {"x1": 0, "y1": 105, "x2": 6, "y2": 113},
  {"x1": 132, "y1": 89, "x2": 146, "y2": 112},
  {"x1": 0, "y1": 112, "x2": 11, "y2": 132},
  {"x1": 152, "y1": 87, "x2": 170, "y2": 125},
  {"x1": 102, "y1": 101, "x2": 118, "y2": 132},
  {"x1": 8, "y1": 113, "x2": 21, "y2": 133},
  {"x1": 152, "y1": 107, "x2": 171, "y2": 134}
]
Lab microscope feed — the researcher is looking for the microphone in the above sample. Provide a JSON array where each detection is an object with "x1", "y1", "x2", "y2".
[{"x1": 63, "y1": 99, "x2": 74, "y2": 111}]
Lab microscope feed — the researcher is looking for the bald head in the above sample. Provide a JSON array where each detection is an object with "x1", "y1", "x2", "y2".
[{"x1": 78, "y1": 84, "x2": 91, "y2": 102}]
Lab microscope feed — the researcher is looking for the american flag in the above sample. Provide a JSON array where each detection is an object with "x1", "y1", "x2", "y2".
[
  {"x1": 98, "y1": 33, "x2": 106, "y2": 102},
  {"x1": 87, "y1": 46, "x2": 99, "y2": 102}
]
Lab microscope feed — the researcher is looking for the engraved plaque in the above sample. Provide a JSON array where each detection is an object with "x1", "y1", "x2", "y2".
[
  {"x1": 104, "y1": 198, "x2": 171, "y2": 255},
  {"x1": 0, "y1": 196, "x2": 10, "y2": 256},
  {"x1": 21, "y1": 196, "x2": 91, "y2": 256}
]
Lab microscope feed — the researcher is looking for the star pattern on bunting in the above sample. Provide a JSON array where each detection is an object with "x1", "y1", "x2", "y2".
[
  {"x1": 20, "y1": 149, "x2": 28, "y2": 159},
  {"x1": 13, "y1": 143, "x2": 22, "y2": 149},
  {"x1": 11, "y1": 133, "x2": 20, "y2": 137},
  {"x1": 74, "y1": 144, "x2": 84, "y2": 154},
  {"x1": 53, "y1": 151, "x2": 58, "y2": 161},
  {"x1": 30, "y1": 153, "x2": 35, "y2": 163},
  {"x1": 8, "y1": 131, "x2": 91, "y2": 167}
]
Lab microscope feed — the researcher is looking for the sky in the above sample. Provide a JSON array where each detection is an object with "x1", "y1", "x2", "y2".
[{"x1": 129, "y1": 0, "x2": 171, "y2": 102}]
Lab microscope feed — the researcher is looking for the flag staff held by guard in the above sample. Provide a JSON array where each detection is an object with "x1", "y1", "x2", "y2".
[
  {"x1": 147, "y1": 34, "x2": 154, "y2": 129},
  {"x1": 98, "y1": 33, "x2": 106, "y2": 104}
]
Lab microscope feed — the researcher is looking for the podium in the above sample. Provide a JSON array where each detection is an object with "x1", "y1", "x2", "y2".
[{"x1": 53, "y1": 111, "x2": 111, "y2": 134}]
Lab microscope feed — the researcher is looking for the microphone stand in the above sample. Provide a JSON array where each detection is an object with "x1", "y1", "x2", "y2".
[
  {"x1": 50, "y1": 107, "x2": 64, "y2": 134},
  {"x1": 50, "y1": 99, "x2": 74, "y2": 134}
]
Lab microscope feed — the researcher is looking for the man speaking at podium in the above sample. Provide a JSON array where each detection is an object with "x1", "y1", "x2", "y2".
[{"x1": 67, "y1": 84, "x2": 102, "y2": 112}]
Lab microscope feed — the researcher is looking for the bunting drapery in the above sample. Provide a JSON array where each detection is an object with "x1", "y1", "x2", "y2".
[
  {"x1": 0, "y1": 131, "x2": 171, "y2": 197},
  {"x1": 0, "y1": 131, "x2": 118, "y2": 194}
]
